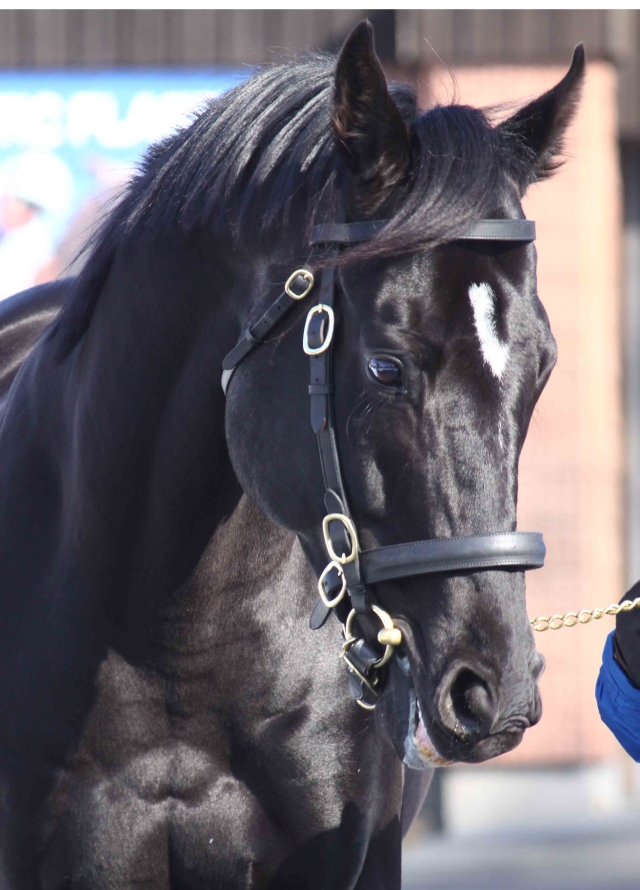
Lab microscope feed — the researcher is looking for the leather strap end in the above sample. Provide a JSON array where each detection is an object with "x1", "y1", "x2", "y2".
[
  {"x1": 309, "y1": 599, "x2": 332, "y2": 630},
  {"x1": 311, "y1": 399, "x2": 328, "y2": 434},
  {"x1": 221, "y1": 330, "x2": 259, "y2": 371}
]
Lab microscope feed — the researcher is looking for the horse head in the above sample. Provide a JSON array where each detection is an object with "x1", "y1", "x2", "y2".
[{"x1": 224, "y1": 21, "x2": 584, "y2": 765}]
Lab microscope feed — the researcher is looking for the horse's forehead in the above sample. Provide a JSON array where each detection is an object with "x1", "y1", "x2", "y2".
[
  {"x1": 360, "y1": 236, "x2": 536, "y2": 337},
  {"x1": 366, "y1": 253, "x2": 443, "y2": 326},
  {"x1": 365, "y1": 258, "x2": 468, "y2": 341}
]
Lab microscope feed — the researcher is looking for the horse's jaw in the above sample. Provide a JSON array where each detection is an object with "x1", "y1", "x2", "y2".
[
  {"x1": 407, "y1": 688, "x2": 453, "y2": 769},
  {"x1": 375, "y1": 653, "x2": 453, "y2": 770}
]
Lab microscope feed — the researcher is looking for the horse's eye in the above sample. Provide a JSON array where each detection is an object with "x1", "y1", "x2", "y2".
[{"x1": 368, "y1": 357, "x2": 403, "y2": 388}]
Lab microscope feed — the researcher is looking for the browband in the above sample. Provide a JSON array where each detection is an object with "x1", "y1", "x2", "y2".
[{"x1": 310, "y1": 218, "x2": 536, "y2": 246}]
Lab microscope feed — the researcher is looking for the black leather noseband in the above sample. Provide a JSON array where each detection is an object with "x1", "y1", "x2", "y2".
[
  {"x1": 221, "y1": 204, "x2": 544, "y2": 708},
  {"x1": 360, "y1": 532, "x2": 545, "y2": 585}
]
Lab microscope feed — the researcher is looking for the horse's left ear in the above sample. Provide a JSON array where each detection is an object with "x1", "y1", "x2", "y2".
[
  {"x1": 333, "y1": 20, "x2": 411, "y2": 206},
  {"x1": 499, "y1": 44, "x2": 585, "y2": 191}
]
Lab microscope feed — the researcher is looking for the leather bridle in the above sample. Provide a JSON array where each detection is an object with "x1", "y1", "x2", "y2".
[{"x1": 221, "y1": 203, "x2": 544, "y2": 709}]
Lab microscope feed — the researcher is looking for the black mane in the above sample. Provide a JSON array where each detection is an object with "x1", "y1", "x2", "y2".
[{"x1": 50, "y1": 52, "x2": 526, "y2": 357}]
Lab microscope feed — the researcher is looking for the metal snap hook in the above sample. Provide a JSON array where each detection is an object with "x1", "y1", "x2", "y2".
[
  {"x1": 340, "y1": 638, "x2": 381, "y2": 710},
  {"x1": 344, "y1": 605, "x2": 402, "y2": 669},
  {"x1": 356, "y1": 698, "x2": 377, "y2": 711}
]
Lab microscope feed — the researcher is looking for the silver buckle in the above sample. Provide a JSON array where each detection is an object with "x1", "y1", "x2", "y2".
[
  {"x1": 303, "y1": 305, "x2": 335, "y2": 356},
  {"x1": 318, "y1": 561, "x2": 347, "y2": 608},
  {"x1": 322, "y1": 512, "x2": 358, "y2": 564}
]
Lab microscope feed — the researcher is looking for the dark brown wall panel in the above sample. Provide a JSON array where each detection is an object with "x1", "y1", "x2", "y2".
[{"x1": 0, "y1": 10, "x2": 635, "y2": 135}]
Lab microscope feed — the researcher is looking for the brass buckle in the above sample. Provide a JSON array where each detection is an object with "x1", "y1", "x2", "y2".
[
  {"x1": 303, "y1": 304, "x2": 335, "y2": 356},
  {"x1": 322, "y1": 513, "x2": 358, "y2": 564},
  {"x1": 344, "y1": 605, "x2": 402, "y2": 669},
  {"x1": 318, "y1": 561, "x2": 347, "y2": 608},
  {"x1": 285, "y1": 269, "x2": 314, "y2": 300}
]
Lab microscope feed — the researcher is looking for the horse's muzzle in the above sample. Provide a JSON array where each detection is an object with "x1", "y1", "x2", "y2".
[{"x1": 431, "y1": 656, "x2": 544, "y2": 762}]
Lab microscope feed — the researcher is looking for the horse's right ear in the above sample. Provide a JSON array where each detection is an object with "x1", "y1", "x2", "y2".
[
  {"x1": 333, "y1": 20, "x2": 411, "y2": 207},
  {"x1": 499, "y1": 44, "x2": 585, "y2": 191}
]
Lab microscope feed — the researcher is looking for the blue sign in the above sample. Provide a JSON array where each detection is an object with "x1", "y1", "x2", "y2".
[{"x1": 0, "y1": 69, "x2": 247, "y2": 300}]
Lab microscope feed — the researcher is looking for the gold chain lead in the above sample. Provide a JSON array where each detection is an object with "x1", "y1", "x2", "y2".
[{"x1": 531, "y1": 596, "x2": 640, "y2": 632}]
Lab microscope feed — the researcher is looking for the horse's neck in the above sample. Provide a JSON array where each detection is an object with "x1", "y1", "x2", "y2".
[
  {"x1": 89, "y1": 239, "x2": 248, "y2": 591},
  {"x1": 116, "y1": 493, "x2": 304, "y2": 662},
  {"x1": 0, "y1": 234, "x2": 253, "y2": 607}
]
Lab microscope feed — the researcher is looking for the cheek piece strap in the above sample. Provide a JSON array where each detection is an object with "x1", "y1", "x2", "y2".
[{"x1": 221, "y1": 194, "x2": 543, "y2": 710}]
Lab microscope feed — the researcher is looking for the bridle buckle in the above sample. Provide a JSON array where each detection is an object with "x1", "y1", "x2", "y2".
[
  {"x1": 303, "y1": 304, "x2": 335, "y2": 355},
  {"x1": 285, "y1": 268, "x2": 315, "y2": 300},
  {"x1": 322, "y1": 512, "x2": 358, "y2": 564},
  {"x1": 318, "y1": 560, "x2": 347, "y2": 608}
]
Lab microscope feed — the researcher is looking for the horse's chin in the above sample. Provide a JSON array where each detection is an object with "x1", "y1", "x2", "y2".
[
  {"x1": 375, "y1": 654, "x2": 453, "y2": 769},
  {"x1": 376, "y1": 653, "x2": 531, "y2": 767}
]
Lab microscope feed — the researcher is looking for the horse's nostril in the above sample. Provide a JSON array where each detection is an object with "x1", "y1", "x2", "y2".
[{"x1": 439, "y1": 667, "x2": 497, "y2": 740}]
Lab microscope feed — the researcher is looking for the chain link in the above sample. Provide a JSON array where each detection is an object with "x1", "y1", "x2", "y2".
[{"x1": 531, "y1": 596, "x2": 640, "y2": 632}]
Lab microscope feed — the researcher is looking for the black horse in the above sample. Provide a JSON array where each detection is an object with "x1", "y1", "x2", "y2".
[{"x1": 0, "y1": 21, "x2": 584, "y2": 889}]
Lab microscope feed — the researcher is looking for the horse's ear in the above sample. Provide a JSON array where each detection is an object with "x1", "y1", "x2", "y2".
[
  {"x1": 333, "y1": 20, "x2": 411, "y2": 206},
  {"x1": 499, "y1": 44, "x2": 585, "y2": 191}
]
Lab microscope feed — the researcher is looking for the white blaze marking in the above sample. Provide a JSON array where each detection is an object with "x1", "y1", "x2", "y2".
[{"x1": 468, "y1": 282, "x2": 509, "y2": 379}]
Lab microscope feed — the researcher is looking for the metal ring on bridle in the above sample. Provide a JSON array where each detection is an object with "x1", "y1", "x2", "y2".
[
  {"x1": 322, "y1": 512, "x2": 358, "y2": 564},
  {"x1": 303, "y1": 304, "x2": 335, "y2": 355},
  {"x1": 318, "y1": 561, "x2": 347, "y2": 608},
  {"x1": 344, "y1": 605, "x2": 399, "y2": 669},
  {"x1": 285, "y1": 268, "x2": 315, "y2": 300}
]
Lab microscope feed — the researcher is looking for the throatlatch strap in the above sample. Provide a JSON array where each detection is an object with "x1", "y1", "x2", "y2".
[{"x1": 221, "y1": 270, "x2": 315, "y2": 394}]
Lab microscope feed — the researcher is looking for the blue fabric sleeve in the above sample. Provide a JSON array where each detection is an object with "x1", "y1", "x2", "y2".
[{"x1": 596, "y1": 630, "x2": 640, "y2": 761}]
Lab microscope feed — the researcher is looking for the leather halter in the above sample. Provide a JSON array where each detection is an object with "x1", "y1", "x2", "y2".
[{"x1": 221, "y1": 209, "x2": 544, "y2": 708}]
